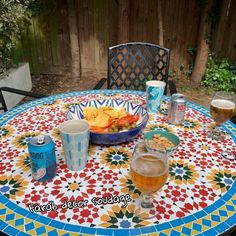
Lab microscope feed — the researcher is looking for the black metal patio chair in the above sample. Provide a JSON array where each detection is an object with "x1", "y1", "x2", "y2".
[
  {"x1": 94, "y1": 42, "x2": 177, "y2": 95},
  {"x1": 0, "y1": 87, "x2": 47, "y2": 113}
]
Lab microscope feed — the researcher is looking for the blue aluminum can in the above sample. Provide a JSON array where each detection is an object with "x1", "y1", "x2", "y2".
[{"x1": 28, "y1": 135, "x2": 56, "y2": 182}]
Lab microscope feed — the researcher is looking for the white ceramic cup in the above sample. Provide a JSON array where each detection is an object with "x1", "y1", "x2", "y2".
[
  {"x1": 146, "y1": 80, "x2": 166, "y2": 113},
  {"x1": 59, "y1": 120, "x2": 90, "y2": 171}
]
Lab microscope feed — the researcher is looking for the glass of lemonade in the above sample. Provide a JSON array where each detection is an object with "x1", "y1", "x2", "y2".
[
  {"x1": 208, "y1": 91, "x2": 235, "y2": 140},
  {"x1": 130, "y1": 143, "x2": 169, "y2": 219}
]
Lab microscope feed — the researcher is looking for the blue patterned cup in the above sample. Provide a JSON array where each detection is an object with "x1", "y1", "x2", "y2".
[
  {"x1": 59, "y1": 120, "x2": 90, "y2": 171},
  {"x1": 146, "y1": 81, "x2": 166, "y2": 113}
]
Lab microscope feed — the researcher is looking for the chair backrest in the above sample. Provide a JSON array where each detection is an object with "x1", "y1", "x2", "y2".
[{"x1": 107, "y1": 42, "x2": 170, "y2": 92}]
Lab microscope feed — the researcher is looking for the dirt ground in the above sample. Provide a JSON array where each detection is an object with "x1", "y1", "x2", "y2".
[
  {"x1": 31, "y1": 73, "x2": 101, "y2": 95},
  {"x1": 29, "y1": 73, "x2": 214, "y2": 108},
  {"x1": 175, "y1": 79, "x2": 215, "y2": 108}
]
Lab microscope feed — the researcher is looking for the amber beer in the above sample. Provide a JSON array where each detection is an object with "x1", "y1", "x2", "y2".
[
  {"x1": 130, "y1": 154, "x2": 169, "y2": 194},
  {"x1": 210, "y1": 99, "x2": 235, "y2": 126}
]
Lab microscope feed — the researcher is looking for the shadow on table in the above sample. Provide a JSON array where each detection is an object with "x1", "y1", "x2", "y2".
[{"x1": 222, "y1": 226, "x2": 236, "y2": 236}]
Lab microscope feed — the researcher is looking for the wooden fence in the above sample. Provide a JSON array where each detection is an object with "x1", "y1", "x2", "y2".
[
  {"x1": 17, "y1": 0, "x2": 236, "y2": 78},
  {"x1": 212, "y1": 0, "x2": 236, "y2": 61}
]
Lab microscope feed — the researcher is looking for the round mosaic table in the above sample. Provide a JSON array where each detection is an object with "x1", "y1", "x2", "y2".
[{"x1": 0, "y1": 90, "x2": 235, "y2": 236}]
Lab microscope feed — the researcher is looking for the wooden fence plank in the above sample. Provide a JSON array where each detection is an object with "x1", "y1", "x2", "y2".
[
  {"x1": 147, "y1": 0, "x2": 154, "y2": 43},
  {"x1": 98, "y1": 0, "x2": 105, "y2": 69},
  {"x1": 175, "y1": 0, "x2": 185, "y2": 73},
  {"x1": 118, "y1": 0, "x2": 130, "y2": 43},
  {"x1": 79, "y1": 0, "x2": 89, "y2": 69},
  {"x1": 59, "y1": 0, "x2": 71, "y2": 67},
  {"x1": 94, "y1": 0, "x2": 99, "y2": 70},
  {"x1": 109, "y1": 0, "x2": 118, "y2": 46},
  {"x1": 225, "y1": 1, "x2": 236, "y2": 61},
  {"x1": 15, "y1": 0, "x2": 236, "y2": 76}
]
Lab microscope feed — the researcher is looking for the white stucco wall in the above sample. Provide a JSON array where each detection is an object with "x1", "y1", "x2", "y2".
[{"x1": 0, "y1": 63, "x2": 32, "y2": 113}]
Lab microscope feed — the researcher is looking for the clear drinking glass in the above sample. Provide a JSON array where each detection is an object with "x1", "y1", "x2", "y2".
[
  {"x1": 208, "y1": 91, "x2": 235, "y2": 140},
  {"x1": 130, "y1": 142, "x2": 169, "y2": 219}
]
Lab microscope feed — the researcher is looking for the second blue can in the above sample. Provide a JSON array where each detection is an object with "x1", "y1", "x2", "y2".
[{"x1": 28, "y1": 135, "x2": 56, "y2": 182}]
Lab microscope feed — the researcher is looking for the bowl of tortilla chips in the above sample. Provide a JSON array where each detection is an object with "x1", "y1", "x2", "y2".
[{"x1": 66, "y1": 99, "x2": 149, "y2": 144}]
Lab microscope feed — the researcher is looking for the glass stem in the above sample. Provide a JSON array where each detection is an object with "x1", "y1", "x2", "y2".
[
  {"x1": 208, "y1": 124, "x2": 224, "y2": 140},
  {"x1": 213, "y1": 125, "x2": 221, "y2": 135},
  {"x1": 141, "y1": 194, "x2": 153, "y2": 208}
]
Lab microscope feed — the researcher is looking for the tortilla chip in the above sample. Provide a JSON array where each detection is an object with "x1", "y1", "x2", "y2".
[
  {"x1": 104, "y1": 107, "x2": 127, "y2": 118},
  {"x1": 118, "y1": 108, "x2": 128, "y2": 118},
  {"x1": 83, "y1": 106, "x2": 128, "y2": 128},
  {"x1": 83, "y1": 107, "x2": 99, "y2": 120},
  {"x1": 85, "y1": 111, "x2": 110, "y2": 128}
]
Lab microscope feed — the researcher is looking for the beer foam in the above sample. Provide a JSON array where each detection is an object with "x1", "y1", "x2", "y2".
[
  {"x1": 211, "y1": 99, "x2": 235, "y2": 109},
  {"x1": 131, "y1": 155, "x2": 168, "y2": 177}
]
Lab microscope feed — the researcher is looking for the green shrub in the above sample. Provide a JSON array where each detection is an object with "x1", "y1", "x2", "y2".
[
  {"x1": 0, "y1": 0, "x2": 35, "y2": 77},
  {"x1": 202, "y1": 55, "x2": 236, "y2": 92}
]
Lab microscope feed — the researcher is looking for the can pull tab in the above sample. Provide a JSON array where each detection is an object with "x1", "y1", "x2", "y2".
[{"x1": 37, "y1": 135, "x2": 45, "y2": 145}]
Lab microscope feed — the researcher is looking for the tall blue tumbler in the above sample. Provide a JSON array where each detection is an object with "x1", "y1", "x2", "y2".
[{"x1": 146, "y1": 81, "x2": 166, "y2": 113}]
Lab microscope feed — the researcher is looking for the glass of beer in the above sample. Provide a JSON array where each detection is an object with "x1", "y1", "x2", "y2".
[
  {"x1": 130, "y1": 143, "x2": 169, "y2": 219},
  {"x1": 209, "y1": 91, "x2": 235, "y2": 140}
]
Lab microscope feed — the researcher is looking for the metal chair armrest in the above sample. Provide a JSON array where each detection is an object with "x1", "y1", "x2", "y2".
[
  {"x1": 0, "y1": 87, "x2": 46, "y2": 98},
  {"x1": 93, "y1": 78, "x2": 107, "y2": 90},
  {"x1": 0, "y1": 86, "x2": 47, "y2": 112},
  {"x1": 168, "y1": 79, "x2": 177, "y2": 95}
]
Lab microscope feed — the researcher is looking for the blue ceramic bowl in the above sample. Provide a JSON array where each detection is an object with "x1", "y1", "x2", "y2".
[
  {"x1": 66, "y1": 99, "x2": 149, "y2": 145},
  {"x1": 144, "y1": 130, "x2": 180, "y2": 155}
]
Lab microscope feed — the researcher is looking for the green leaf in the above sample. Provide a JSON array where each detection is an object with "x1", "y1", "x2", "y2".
[
  {"x1": 203, "y1": 56, "x2": 236, "y2": 92},
  {"x1": 108, "y1": 225, "x2": 118, "y2": 228},
  {"x1": 176, "y1": 175, "x2": 182, "y2": 180},
  {"x1": 214, "y1": 177, "x2": 222, "y2": 182},
  {"x1": 10, "y1": 189, "x2": 17, "y2": 195},
  {"x1": 108, "y1": 216, "x2": 118, "y2": 224},
  {"x1": 218, "y1": 183, "x2": 226, "y2": 188},
  {"x1": 183, "y1": 175, "x2": 190, "y2": 181},
  {"x1": 132, "y1": 216, "x2": 142, "y2": 223},
  {"x1": 225, "y1": 173, "x2": 232, "y2": 178},
  {"x1": 114, "y1": 210, "x2": 124, "y2": 219},
  {"x1": 134, "y1": 189, "x2": 141, "y2": 195},
  {"x1": 125, "y1": 211, "x2": 133, "y2": 218},
  {"x1": 129, "y1": 185, "x2": 135, "y2": 190},
  {"x1": 217, "y1": 173, "x2": 224, "y2": 178},
  {"x1": 0, "y1": 180, "x2": 8, "y2": 185},
  {"x1": 9, "y1": 179, "x2": 16, "y2": 185},
  {"x1": 111, "y1": 161, "x2": 118, "y2": 165}
]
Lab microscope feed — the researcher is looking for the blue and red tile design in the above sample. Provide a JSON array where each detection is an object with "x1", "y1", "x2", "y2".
[{"x1": 0, "y1": 90, "x2": 235, "y2": 235}]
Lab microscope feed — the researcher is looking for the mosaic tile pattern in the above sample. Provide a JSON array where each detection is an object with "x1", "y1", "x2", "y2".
[{"x1": 0, "y1": 90, "x2": 235, "y2": 235}]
